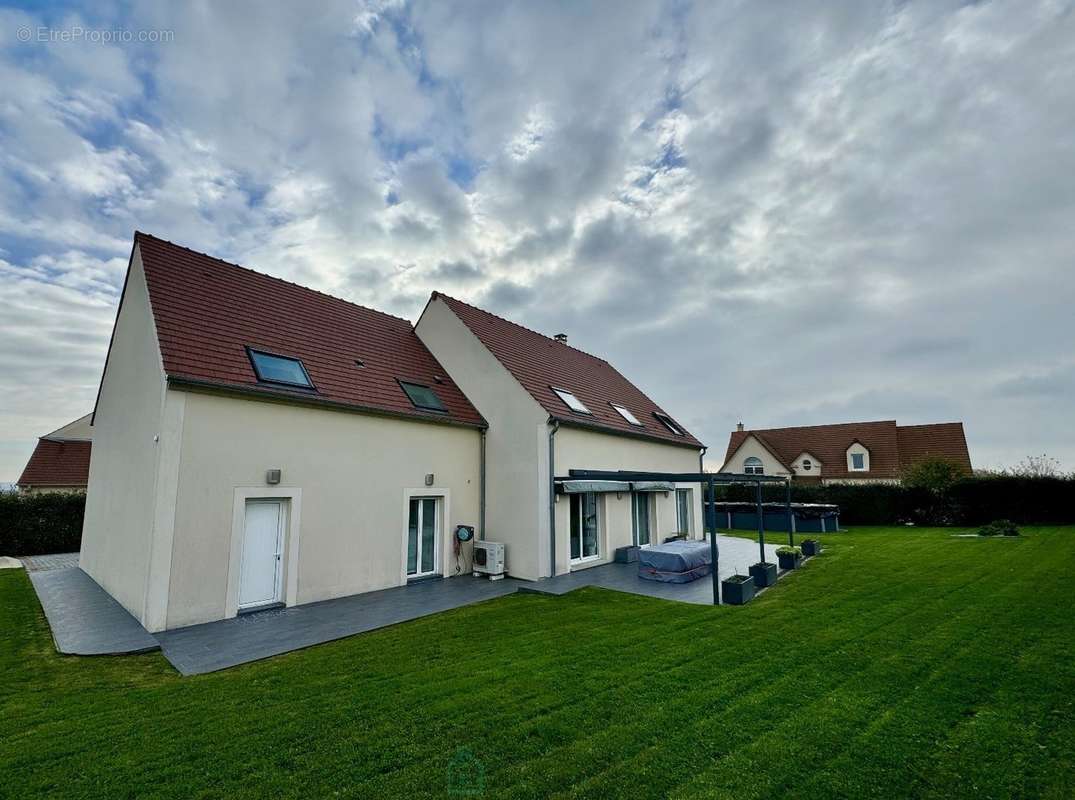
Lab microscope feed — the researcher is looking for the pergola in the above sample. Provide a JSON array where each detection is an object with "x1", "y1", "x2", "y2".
[{"x1": 564, "y1": 468, "x2": 794, "y2": 605}]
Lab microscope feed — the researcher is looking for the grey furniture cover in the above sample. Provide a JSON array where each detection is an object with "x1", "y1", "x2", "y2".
[{"x1": 637, "y1": 540, "x2": 713, "y2": 583}]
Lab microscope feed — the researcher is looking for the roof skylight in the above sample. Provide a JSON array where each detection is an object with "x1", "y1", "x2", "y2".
[
  {"x1": 610, "y1": 403, "x2": 643, "y2": 426},
  {"x1": 552, "y1": 387, "x2": 591, "y2": 414}
]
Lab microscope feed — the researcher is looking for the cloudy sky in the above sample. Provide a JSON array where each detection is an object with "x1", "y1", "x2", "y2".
[{"x1": 1, "y1": 0, "x2": 1073, "y2": 482}]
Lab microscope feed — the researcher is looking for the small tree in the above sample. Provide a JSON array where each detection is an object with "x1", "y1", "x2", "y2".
[
  {"x1": 1010, "y1": 454, "x2": 1064, "y2": 478},
  {"x1": 901, "y1": 457, "x2": 965, "y2": 492}
]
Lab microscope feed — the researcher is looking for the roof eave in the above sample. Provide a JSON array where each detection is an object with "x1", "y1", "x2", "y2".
[
  {"x1": 549, "y1": 415, "x2": 704, "y2": 451},
  {"x1": 167, "y1": 376, "x2": 489, "y2": 431}
]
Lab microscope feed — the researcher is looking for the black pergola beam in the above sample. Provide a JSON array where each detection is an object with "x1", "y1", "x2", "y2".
[{"x1": 565, "y1": 469, "x2": 788, "y2": 484}]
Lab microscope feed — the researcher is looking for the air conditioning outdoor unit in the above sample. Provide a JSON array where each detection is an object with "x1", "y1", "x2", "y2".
[{"x1": 472, "y1": 541, "x2": 506, "y2": 580}]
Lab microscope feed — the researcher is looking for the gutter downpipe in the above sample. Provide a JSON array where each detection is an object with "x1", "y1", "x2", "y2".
[
  {"x1": 548, "y1": 420, "x2": 560, "y2": 577},
  {"x1": 479, "y1": 428, "x2": 487, "y2": 540}
]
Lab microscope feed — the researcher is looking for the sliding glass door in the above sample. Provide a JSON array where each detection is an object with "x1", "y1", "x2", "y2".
[
  {"x1": 570, "y1": 492, "x2": 600, "y2": 563},
  {"x1": 632, "y1": 493, "x2": 651, "y2": 546}
]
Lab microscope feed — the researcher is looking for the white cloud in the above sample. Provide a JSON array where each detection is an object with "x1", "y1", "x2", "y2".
[{"x1": 1, "y1": 0, "x2": 1074, "y2": 480}]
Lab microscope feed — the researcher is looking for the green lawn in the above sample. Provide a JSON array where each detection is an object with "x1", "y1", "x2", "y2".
[{"x1": 2, "y1": 527, "x2": 1073, "y2": 799}]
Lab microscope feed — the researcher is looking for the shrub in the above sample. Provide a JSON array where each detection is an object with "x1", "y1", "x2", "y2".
[
  {"x1": 977, "y1": 519, "x2": 1020, "y2": 538},
  {"x1": 776, "y1": 546, "x2": 801, "y2": 556},
  {"x1": 0, "y1": 492, "x2": 85, "y2": 556}
]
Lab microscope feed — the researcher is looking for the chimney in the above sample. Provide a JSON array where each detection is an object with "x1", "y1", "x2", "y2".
[
  {"x1": 553, "y1": 333, "x2": 568, "y2": 344},
  {"x1": 736, "y1": 421, "x2": 744, "y2": 432}
]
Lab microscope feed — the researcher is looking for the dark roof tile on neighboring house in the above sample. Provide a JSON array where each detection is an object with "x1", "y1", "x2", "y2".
[
  {"x1": 132, "y1": 233, "x2": 485, "y2": 429},
  {"x1": 17, "y1": 439, "x2": 92, "y2": 488},
  {"x1": 896, "y1": 423, "x2": 973, "y2": 474},
  {"x1": 433, "y1": 292, "x2": 703, "y2": 448},
  {"x1": 724, "y1": 420, "x2": 970, "y2": 479}
]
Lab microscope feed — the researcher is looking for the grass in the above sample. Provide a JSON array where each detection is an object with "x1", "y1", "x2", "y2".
[{"x1": 1, "y1": 526, "x2": 1074, "y2": 799}]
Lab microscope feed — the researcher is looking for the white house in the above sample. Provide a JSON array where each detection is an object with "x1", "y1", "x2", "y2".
[
  {"x1": 416, "y1": 293, "x2": 705, "y2": 580},
  {"x1": 81, "y1": 233, "x2": 705, "y2": 633},
  {"x1": 721, "y1": 420, "x2": 972, "y2": 484}
]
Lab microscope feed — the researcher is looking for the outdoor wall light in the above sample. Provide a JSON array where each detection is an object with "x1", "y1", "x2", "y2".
[
  {"x1": 266, "y1": 469, "x2": 282, "y2": 485},
  {"x1": 425, "y1": 473, "x2": 435, "y2": 486}
]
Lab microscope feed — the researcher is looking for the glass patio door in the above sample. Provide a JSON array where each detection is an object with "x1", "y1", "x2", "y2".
[
  {"x1": 632, "y1": 493, "x2": 651, "y2": 546},
  {"x1": 407, "y1": 497, "x2": 439, "y2": 577},
  {"x1": 570, "y1": 492, "x2": 600, "y2": 563}
]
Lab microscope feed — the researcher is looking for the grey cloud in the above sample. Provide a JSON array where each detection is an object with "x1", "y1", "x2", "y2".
[
  {"x1": 2, "y1": 0, "x2": 1075, "y2": 479},
  {"x1": 429, "y1": 260, "x2": 484, "y2": 284}
]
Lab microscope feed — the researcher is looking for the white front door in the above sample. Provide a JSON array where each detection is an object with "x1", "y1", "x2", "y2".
[{"x1": 239, "y1": 499, "x2": 284, "y2": 609}]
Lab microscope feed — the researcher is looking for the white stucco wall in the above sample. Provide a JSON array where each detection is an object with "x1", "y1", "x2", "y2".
[
  {"x1": 552, "y1": 426, "x2": 701, "y2": 575},
  {"x1": 44, "y1": 413, "x2": 93, "y2": 441},
  {"x1": 722, "y1": 435, "x2": 791, "y2": 477},
  {"x1": 415, "y1": 296, "x2": 549, "y2": 580},
  {"x1": 164, "y1": 390, "x2": 482, "y2": 629},
  {"x1": 791, "y1": 451, "x2": 822, "y2": 478},
  {"x1": 80, "y1": 246, "x2": 168, "y2": 624}
]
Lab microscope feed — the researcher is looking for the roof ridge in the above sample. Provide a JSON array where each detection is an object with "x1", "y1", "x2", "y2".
[
  {"x1": 896, "y1": 421, "x2": 963, "y2": 429},
  {"x1": 134, "y1": 231, "x2": 414, "y2": 327},
  {"x1": 432, "y1": 290, "x2": 612, "y2": 364},
  {"x1": 743, "y1": 419, "x2": 898, "y2": 434}
]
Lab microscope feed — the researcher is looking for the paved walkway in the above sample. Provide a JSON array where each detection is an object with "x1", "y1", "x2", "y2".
[
  {"x1": 157, "y1": 576, "x2": 524, "y2": 676},
  {"x1": 21, "y1": 552, "x2": 80, "y2": 572},
  {"x1": 527, "y1": 534, "x2": 783, "y2": 605},
  {"x1": 27, "y1": 535, "x2": 791, "y2": 675},
  {"x1": 28, "y1": 568, "x2": 160, "y2": 656}
]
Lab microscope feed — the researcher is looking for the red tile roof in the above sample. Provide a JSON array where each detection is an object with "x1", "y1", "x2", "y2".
[
  {"x1": 724, "y1": 420, "x2": 970, "y2": 479},
  {"x1": 133, "y1": 233, "x2": 484, "y2": 428},
  {"x1": 433, "y1": 293, "x2": 703, "y2": 448},
  {"x1": 17, "y1": 439, "x2": 92, "y2": 488}
]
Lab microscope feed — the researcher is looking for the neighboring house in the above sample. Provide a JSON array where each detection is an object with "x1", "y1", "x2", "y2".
[
  {"x1": 16, "y1": 414, "x2": 93, "y2": 494},
  {"x1": 81, "y1": 233, "x2": 704, "y2": 633},
  {"x1": 416, "y1": 293, "x2": 704, "y2": 580},
  {"x1": 721, "y1": 420, "x2": 971, "y2": 484}
]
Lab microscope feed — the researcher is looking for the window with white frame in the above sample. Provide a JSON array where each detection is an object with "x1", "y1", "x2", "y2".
[
  {"x1": 676, "y1": 488, "x2": 692, "y2": 534},
  {"x1": 802, "y1": 459, "x2": 812, "y2": 471},
  {"x1": 744, "y1": 456, "x2": 764, "y2": 475},
  {"x1": 632, "y1": 493, "x2": 652, "y2": 546},
  {"x1": 851, "y1": 453, "x2": 865, "y2": 470}
]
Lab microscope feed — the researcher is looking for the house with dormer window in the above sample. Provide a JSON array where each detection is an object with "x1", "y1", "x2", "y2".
[
  {"x1": 80, "y1": 233, "x2": 704, "y2": 633},
  {"x1": 721, "y1": 420, "x2": 971, "y2": 484}
]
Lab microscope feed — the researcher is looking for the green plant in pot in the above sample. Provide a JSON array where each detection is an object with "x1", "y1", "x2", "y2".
[{"x1": 776, "y1": 545, "x2": 803, "y2": 570}]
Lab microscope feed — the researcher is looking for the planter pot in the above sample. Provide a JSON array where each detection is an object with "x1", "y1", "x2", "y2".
[
  {"x1": 721, "y1": 576, "x2": 756, "y2": 605},
  {"x1": 777, "y1": 552, "x2": 803, "y2": 570},
  {"x1": 614, "y1": 545, "x2": 640, "y2": 564},
  {"x1": 749, "y1": 562, "x2": 778, "y2": 589},
  {"x1": 800, "y1": 540, "x2": 820, "y2": 557}
]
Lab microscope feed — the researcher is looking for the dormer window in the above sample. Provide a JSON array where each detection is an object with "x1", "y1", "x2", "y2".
[
  {"x1": 653, "y1": 412, "x2": 684, "y2": 435},
  {"x1": 744, "y1": 456, "x2": 764, "y2": 475},
  {"x1": 802, "y1": 459, "x2": 812, "y2": 471},
  {"x1": 399, "y1": 380, "x2": 447, "y2": 412},
  {"x1": 851, "y1": 453, "x2": 865, "y2": 470},
  {"x1": 247, "y1": 348, "x2": 314, "y2": 389},
  {"x1": 610, "y1": 403, "x2": 643, "y2": 426},
  {"x1": 552, "y1": 387, "x2": 591, "y2": 414}
]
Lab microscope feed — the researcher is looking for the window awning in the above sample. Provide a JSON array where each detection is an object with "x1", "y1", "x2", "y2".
[
  {"x1": 631, "y1": 480, "x2": 676, "y2": 492},
  {"x1": 556, "y1": 480, "x2": 631, "y2": 494}
]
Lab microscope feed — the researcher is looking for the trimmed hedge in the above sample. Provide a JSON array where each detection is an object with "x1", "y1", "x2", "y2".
[
  {"x1": 0, "y1": 492, "x2": 85, "y2": 556},
  {"x1": 714, "y1": 475, "x2": 1074, "y2": 527}
]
